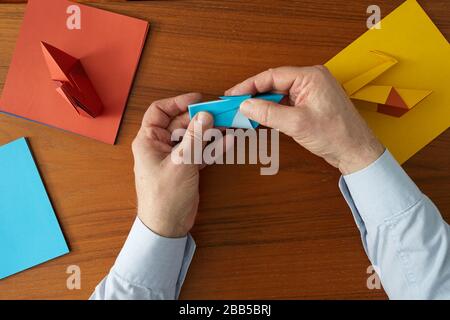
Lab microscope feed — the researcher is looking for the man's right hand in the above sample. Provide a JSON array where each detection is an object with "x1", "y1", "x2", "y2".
[{"x1": 225, "y1": 66, "x2": 385, "y2": 175}]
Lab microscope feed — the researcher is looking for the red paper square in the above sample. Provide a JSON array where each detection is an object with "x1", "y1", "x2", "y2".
[{"x1": 0, "y1": 0, "x2": 149, "y2": 144}]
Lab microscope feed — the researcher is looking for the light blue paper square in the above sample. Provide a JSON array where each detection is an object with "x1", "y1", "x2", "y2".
[{"x1": 0, "y1": 138, "x2": 69, "y2": 280}]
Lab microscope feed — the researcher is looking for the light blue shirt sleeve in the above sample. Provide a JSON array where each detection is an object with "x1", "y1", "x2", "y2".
[
  {"x1": 339, "y1": 149, "x2": 450, "y2": 299},
  {"x1": 90, "y1": 217, "x2": 196, "y2": 300}
]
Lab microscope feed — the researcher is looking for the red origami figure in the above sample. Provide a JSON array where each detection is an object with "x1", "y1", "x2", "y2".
[{"x1": 41, "y1": 41, "x2": 103, "y2": 118}]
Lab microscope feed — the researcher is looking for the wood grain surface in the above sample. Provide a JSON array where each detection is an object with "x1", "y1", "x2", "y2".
[{"x1": 0, "y1": 0, "x2": 449, "y2": 300}]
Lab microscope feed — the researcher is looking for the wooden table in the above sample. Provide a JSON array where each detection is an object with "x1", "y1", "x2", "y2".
[{"x1": 0, "y1": 0, "x2": 449, "y2": 300}]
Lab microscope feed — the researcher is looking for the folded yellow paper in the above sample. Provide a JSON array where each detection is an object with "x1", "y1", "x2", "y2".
[
  {"x1": 343, "y1": 50, "x2": 432, "y2": 117},
  {"x1": 325, "y1": 0, "x2": 450, "y2": 164}
]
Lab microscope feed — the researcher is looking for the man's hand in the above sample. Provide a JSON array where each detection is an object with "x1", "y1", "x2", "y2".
[
  {"x1": 226, "y1": 66, "x2": 384, "y2": 175},
  {"x1": 132, "y1": 93, "x2": 214, "y2": 238}
]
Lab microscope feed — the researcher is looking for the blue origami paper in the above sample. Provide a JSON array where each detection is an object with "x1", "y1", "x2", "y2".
[
  {"x1": 0, "y1": 138, "x2": 69, "y2": 280},
  {"x1": 188, "y1": 93, "x2": 284, "y2": 129}
]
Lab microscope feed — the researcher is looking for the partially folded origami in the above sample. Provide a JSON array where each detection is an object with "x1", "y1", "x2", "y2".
[
  {"x1": 188, "y1": 93, "x2": 284, "y2": 129},
  {"x1": 343, "y1": 50, "x2": 432, "y2": 117},
  {"x1": 41, "y1": 41, "x2": 103, "y2": 118}
]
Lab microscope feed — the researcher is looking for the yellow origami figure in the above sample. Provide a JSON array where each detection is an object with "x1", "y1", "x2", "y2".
[{"x1": 343, "y1": 50, "x2": 432, "y2": 117}]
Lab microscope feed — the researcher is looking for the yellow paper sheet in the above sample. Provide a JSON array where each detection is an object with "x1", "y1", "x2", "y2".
[{"x1": 325, "y1": 0, "x2": 450, "y2": 164}]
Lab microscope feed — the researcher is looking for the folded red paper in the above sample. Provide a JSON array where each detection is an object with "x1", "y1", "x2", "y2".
[{"x1": 41, "y1": 42, "x2": 103, "y2": 118}]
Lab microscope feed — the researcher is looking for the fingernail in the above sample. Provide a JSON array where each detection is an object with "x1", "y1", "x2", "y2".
[
  {"x1": 240, "y1": 99, "x2": 255, "y2": 112},
  {"x1": 196, "y1": 111, "x2": 212, "y2": 125}
]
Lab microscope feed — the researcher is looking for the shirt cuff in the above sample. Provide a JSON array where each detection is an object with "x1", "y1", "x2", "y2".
[
  {"x1": 112, "y1": 217, "x2": 196, "y2": 294},
  {"x1": 341, "y1": 149, "x2": 423, "y2": 227}
]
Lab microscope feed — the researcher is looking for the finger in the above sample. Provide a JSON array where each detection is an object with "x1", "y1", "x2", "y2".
[
  {"x1": 170, "y1": 111, "x2": 214, "y2": 166},
  {"x1": 240, "y1": 98, "x2": 303, "y2": 136},
  {"x1": 132, "y1": 129, "x2": 172, "y2": 166},
  {"x1": 140, "y1": 125, "x2": 173, "y2": 145},
  {"x1": 167, "y1": 110, "x2": 223, "y2": 138},
  {"x1": 142, "y1": 92, "x2": 202, "y2": 129},
  {"x1": 167, "y1": 112, "x2": 190, "y2": 134},
  {"x1": 199, "y1": 131, "x2": 235, "y2": 169},
  {"x1": 225, "y1": 66, "x2": 307, "y2": 96}
]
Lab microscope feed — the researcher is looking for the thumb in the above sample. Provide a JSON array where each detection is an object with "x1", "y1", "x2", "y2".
[
  {"x1": 172, "y1": 111, "x2": 214, "y2": 166},
  {"x1": 240, "y1": 98, "x2": 300, "y2": 136}
]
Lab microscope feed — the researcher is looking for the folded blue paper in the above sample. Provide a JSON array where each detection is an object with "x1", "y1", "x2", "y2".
[
  {"x1": 0, "y1": 138, "x2": 69, "y2": 280},
  {"x1": 188, "y1": 93, "x2": 284, "y2": 129}
]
